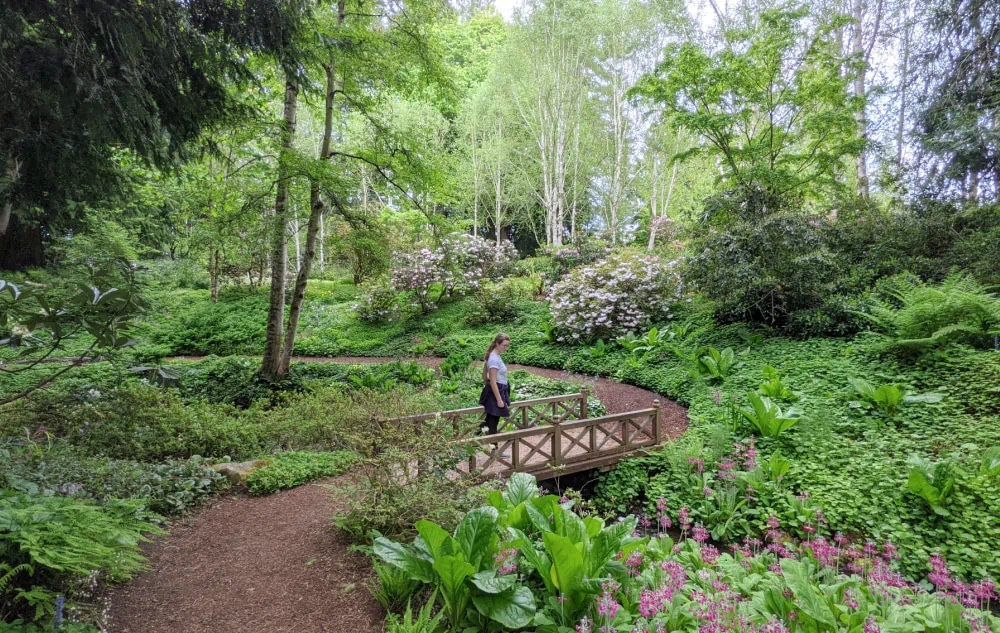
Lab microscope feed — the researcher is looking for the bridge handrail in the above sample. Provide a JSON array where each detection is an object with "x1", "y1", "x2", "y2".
[{"x1": 385, "y1": 389, "x2": 590, "y2": 430}]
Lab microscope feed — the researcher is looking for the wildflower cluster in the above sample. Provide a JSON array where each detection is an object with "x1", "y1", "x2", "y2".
[{"x1": 548, "y1": 250, "x2": 683, "y2": 342}]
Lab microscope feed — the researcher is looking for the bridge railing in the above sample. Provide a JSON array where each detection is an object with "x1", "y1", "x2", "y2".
[
  {"x1": 453, "y1": 400, "x2": 663, "y2": 479},
  {"x1": 387, "y1": 389, "x2": 591, "y2": 438}
]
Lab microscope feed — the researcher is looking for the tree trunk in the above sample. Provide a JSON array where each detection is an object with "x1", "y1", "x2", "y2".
[
  {"x1": 896, "y1": 0, "x2": 911, "y2": 167},
  {"x1": 853, "y1": 0, "x2": 870, "y2": 198},
  {"x1": 0, "y1": 212, "x2": 44, "y2": 271},
  {"x1": 318, "y1": 212, "x2": 325, "y2": 272},
  {"x1": 277, "y1": 41, "x2": 341, "y2": 377},
  {"x1": 0, "y1": 158, "x2": 20, "y2": 237},
  {"x1": 210, "y1": 248, "x2": 220, "y2": 303},
  {"x1": 260, "y1": 78, "x2": 299, "y2": 381},
  {"x1": 647, "y1": 157, "x2": 660, "y2": 251}
]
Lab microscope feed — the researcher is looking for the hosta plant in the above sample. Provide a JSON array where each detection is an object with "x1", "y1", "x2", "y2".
[
  {"x1": 848, "y1": 378, "x2": 942, "y2": 418},
  {"x1": 737, "y1": 392, "x2": 802, "y2": 438}
]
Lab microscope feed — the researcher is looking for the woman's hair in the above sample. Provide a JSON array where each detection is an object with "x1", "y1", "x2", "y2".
[{"x1": 482, "y1": 332, "x2": 511, "y2": 382}]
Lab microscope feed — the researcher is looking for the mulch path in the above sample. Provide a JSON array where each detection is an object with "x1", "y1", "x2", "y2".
[
  {"x1": 107, "y1": 476, "x2": 381, "y2": 633},
  {"x1": 106, "y1": 357, "x2": 688, "y2": 633}
]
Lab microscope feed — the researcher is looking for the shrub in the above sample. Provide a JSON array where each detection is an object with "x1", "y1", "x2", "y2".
[
  {"x1": 548, "y1": 249, "x2": 682, "y2": 342},
  {"x1": 0, "y1": 491, "x2": 163, "y2": 622},
  {"x1": 354, "y1": 277, "x2": 403, "y2": 323},
  {"x1": 465, "y1": 279, "x2": 523, "y2": 324},
  {"x1": 439, "y1": 232, "x2": 518, "y2": 293},
  {"x1": 178, "y1": 355, "x2": 276, "y2": 407},
  {"x1": 684, "y1": 205, "x2": 836, "y2": 327},
  {"x1": 541, "y1": 235, "x2": 612, "y2": 277},
  {"x1": 0, "y1": 441, "x2": 225, "y2": 515},
  {"x1": 246, "y1": 451, "x2": 357, "y2": 496},
  {"x1": 329, "y1": 389, "x2": 480, "y2": 541},
  {"x1": 391, "y1": 249, "x2": 448, "y2": 313},
  {"x1": 0, "y1": 384, "x2": 263, "y2": 461}
]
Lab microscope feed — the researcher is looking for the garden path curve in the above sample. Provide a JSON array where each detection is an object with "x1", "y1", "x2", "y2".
[{"x1": 106, "y1": 357, "x2": 687, "y2": 633}]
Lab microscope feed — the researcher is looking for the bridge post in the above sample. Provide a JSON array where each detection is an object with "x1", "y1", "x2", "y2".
[
  {"x1": 580, "y1": 387, "x2": 589, "y2": 419},
  {"x1": 652, "y1": 399, "x2": 662, "y2": 444},
  {"x1": 552, "y1": 424, "x2": 563, "y2": 467}
]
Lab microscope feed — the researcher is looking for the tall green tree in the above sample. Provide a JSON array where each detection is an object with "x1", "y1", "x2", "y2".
[
  {"x1": 0, "y1": 0, "x2": 310, "y2": 270},
  {"x1": 260, "y1": 0, "x2": 453, "y2": 381},
  {"x1": 633, "y1": 6, "x2": 864, "y2": 210},
  {"x1": 916, "y1": 0, "x2": 1000, "y2": 201}
]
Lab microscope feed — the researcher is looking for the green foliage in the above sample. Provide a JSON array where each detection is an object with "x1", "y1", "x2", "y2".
[
  {"x1": 632, "y1": 6, "x2": 860, "y2": 199},
  {"x1": 0, "y1": 383, "x2": 264, "y2": 462},
  {"x1": 0, "y1": 441, "x2": 225, "y2": 515},
  {"x1": 848, "y1": 377, "x2": 943, "y2": 418},
  {"x1": 684, "y1": 206, "x2": 839, "y2": 327},
  {"x1": 330, "y1": 389, "x2": 478, "y2": 541},
  {"x1": 439, "y1": 351, "x2": 475, "y2": 380},
  {"x1": 0, "y1": 261, "x2": 146, "y2": 405},
  {"x1": 858, "y1": 273, "x2": 1000, "y2": 350},
  {"x1": 465, "y1": 279, "x2": 523, "y2": 324},
  {"x1": 355, "y1": 278, "x2": 404, "y2": 324},
  {"x1": 369, "y1": 561, "x2": 424, "y2": 614},
  {"x1": 246, "y1": 451, "x2": 357, "y2": 496},
  {"x1": 758, "y1": 365, "x2": 798, "y2": 402},
  {"x1": 383, "y1": 598, "x2": 445, "y2": 633},
  {"x1": 0, "y1": 491, "x2": 163, "y2": 621},
  {"x1": 685, "y1": 346, "x2": 741, "y2": 383},
  {"x1": 584, "y1": 339, "x2": 608, "y2": 360},
  {"x1": 906, "y1": 455, "x2": 957, "y2": 516},
  {"x1": 979, "y1": 447, "x2": 1000, "y2": 479},
  {"x1": 374, "y1": 506, "x2": 537, "y2": 630},
  {"x1": 740, "y1": 394, "x2": 799, "y2": 441}
]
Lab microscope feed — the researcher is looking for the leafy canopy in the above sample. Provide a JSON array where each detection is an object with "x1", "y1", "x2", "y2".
[{"x1": 632, "y1": 6, "x2": 862, "y2": 202}]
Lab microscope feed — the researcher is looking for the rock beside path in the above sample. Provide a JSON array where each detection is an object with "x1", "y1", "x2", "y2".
[{"x1": 211, "y1": 459, "x2": 269, "y2": 487}]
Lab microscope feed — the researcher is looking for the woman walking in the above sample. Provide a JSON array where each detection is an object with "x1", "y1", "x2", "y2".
[{"x1": 479, "y1": 333, "x2": 511, "y2": 454}]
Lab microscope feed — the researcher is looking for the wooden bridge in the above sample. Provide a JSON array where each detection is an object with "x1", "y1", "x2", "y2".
[{"x1": 390, "y1": 390, "x2": 667, "y2": 480}]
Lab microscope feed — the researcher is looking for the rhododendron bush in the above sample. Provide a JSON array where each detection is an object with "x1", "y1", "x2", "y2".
[
  {"x1": 549, "y1": 251, "x2": 683, "y2": 342},
  {"x1": 440, "y1": 232, "x2": 518, "y2": 292},
  {"x1": 373, "y1": 473, "x2": 998, "y2": 633},
  {"x1": 382, "y1": 234, "x2": 518, "y2": 315}
]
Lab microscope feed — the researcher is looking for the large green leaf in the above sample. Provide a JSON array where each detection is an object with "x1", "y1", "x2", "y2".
[
  {"x1": 780, "y1": 559, "x2": 837, "y2": 629},
  {"x1": 553, "y1": 505, "x2": 589, "y2": 545},
  {"x1": 471, "y1": 569, "x2": 517, "y2": 594},
  {"x1": 509, "y1": 529, "x2": 554, "y2": 594},
  {"x1": 374, "y1": 538, "x2": 435, "y2": 583},
  {"x1": 526, "y1": 501, "x2": 553, "y2": 534},
  {"x1": 542, "y1": 532, "x2": 585, "y2": 595},
  {"x1": 455, "y1": 507, "x2": 498, "y2": 569},
  {"x1": 433, "y1": 554, "x2": 476, "y2": 597},
  {"x1": 471, "y1": 585, "x2": 537, "y2": 628},
  {"x1": 416, "y1": 519, "x2": 455, "y2": 562},
  {"x1": 504, "y1": 472, "x2": 538, "y2": 507}
]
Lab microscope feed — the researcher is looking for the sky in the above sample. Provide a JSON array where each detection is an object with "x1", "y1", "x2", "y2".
[{"x1": 493, "y1": 0, "x2": 522, "y2": 20}]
